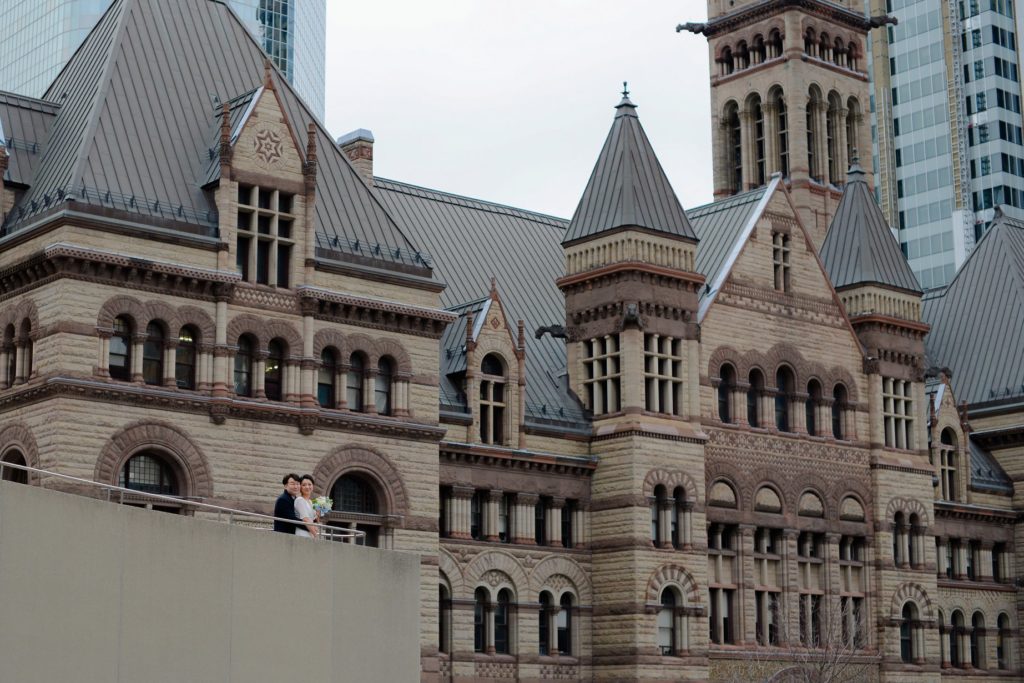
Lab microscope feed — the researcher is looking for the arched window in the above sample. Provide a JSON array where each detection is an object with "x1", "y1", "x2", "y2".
[
  {"x1": 832, "y1": 384, "x2": 847, "y2": 439},
  {"x1": 768, "y1": 29, "x2": 783, "y2": 59},
  {"x1": 827, "y1": 92, "x2": 843, "y2": 184},
  {"x1": 725, "y1": 102, "x2": 742, "y2": 193},
  {"x1": 557, "y1": 593, "x2": 573, "y2": 655},
  {"x1": 718, "y1": 363, "x2": 736, "y2": 423},
  {"x1": 4, "y1": 324, "x2": 15, "y2": 386},
  {"x1": 330, "y1": 473, "x2": 381, "y2": 547},
  {"x1": 736, "y1": 41, "x2": 749, "y2": 70},
  {"x1": 479, "y1": 353, "x2": 506, "y2": 444},
  {"x1": 651, "y1": 484, "x2": 666, "y2": 546},
  {"x1": 807, "y1": 88, "x2": 822, "y2": 182},
  {"x1": 951, "y1": 611, "x2": 965, "y2": 667},
  {"x1": 119, "y1": 452, "x2": 178, "y2": 495},
  {"x1": 751, "y1": 35, "x2": 766, "y2": 64},
  {"x1": 721, "y1": 47, "x2": 734, "y2": 75},
  {"x1": 938, "y1": 428, "x2": 958, "y2": 500},
  {"x1": 347, "y1": 352, "x2": 365, "y2": 411},
  {"x1": 539, "y1": 591, "x2": 553, "y2": 655},
  {"x1": 804, "y1": 28, "x2": 817, "y2": 56},
  {"x1": 893, "y1": 511, "x2": 906, "y2": 566},
  {"x1": 908, "y1": 513, "x2": 923, "y2": 567},
  {"x1": 997, "y1": 613, "x2": 1010, "y2": 669},
  {"x1": 747, "y1": 369, "x2": 764, "y2": 427},
  {"x1": 971, "y1": 612, "x2": 985, "y2": 668},
  {"x1": 846, "y1": 97, "x2": 861, "y2": 165},
  {"x1": 110, "y1": 316, "x2": 133, "y2": 381},
  {"x1": 142, "y1": 322, "x2": 165, "y2": 386},
  {"x1": 672, "y1": 486, "x2": 689, "y2": 549},
  {"x1": 318, "y1": 348, "x2": 338, "y2": 408},
  {"x1": 834, "y1": 37, "x2": 845, "y2": 66},
  {"x1": 775, "y1": 367, "x2": 794, "y2": 432},
  {"x1": 474, "y1": 587, "x2": 488, "y2": 653},
  {"x1": 439, "y1": 584, "x2": 452, "y2": 655},
  {"x1": 234, "y1": 335, "x2": 255, "y2": 397},
  {"x1": 375, "y1": 357, "x2": 393, "y2": 415},
  {"x1": 848, "y1": 41, "x2": 859, "y2": 70},
  {"x1": 819, "y1": 32, "x2": 831, "y2": 61},
  {"x1": 806, "y1": 380, "x2": 821, "y2": 435},
  {"x1": 1, "y1": 449, "x2": 28, "y2": 484},
  {"x1": 175, "y1": 326, "x2": 198, "y2": 390},
  {"x1": 19, "y1": 319, "x2": 32, "y2": 381},
  {"x1": 901, "y1": 602, "x2": 919, "y2": 663},
  {"x1": 265, "y1": 339, "x2": 285, "y2": 401},
  {"x1": 495, "y1": 589, "x2": 512, "y2": 654},
  {"x1": 658, "y1": 588, "x2": 677, "y2": 655}
]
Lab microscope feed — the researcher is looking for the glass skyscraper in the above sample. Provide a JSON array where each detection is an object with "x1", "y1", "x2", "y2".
[
  {"x1": 867, "y1": 0, "x2": 1024, "y2": 289},
  {"x1": 0, "y1": 0, "x2": 326, "y2": 119}
]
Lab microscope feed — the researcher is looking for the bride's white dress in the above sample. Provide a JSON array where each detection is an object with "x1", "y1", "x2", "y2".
[{"x1": 295, "y1": 496, "x2": 316, "y2": 538}]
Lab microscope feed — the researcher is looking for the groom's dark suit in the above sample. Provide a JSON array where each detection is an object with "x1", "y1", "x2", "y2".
[{"x1": 273, "y1": 490, "x2": 301, "y2": 533}]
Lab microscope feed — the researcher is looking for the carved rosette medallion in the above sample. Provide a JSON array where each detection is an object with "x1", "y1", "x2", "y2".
[{"x1": 252, "y1": 127, "x2": 283, "y2": 168}]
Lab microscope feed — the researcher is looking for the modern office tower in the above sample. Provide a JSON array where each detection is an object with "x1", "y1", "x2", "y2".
[
  {"x1": 0, "y1": 0, "x2": 326, "y2": 119},
  {"x1": 866, "y1": 0, "x2": 1024, "y2": 289}
]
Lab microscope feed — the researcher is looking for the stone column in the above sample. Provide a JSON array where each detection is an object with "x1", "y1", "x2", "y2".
[
  {"x1": 12, "y1": 341, "x2": 25, "y2": 385},
  {"x1": 762, "y1": 388, "x2": 776, "y2": 430},
  {"x1": 739, "y1": 110, "x2": 753, "y2": 190},
  {"x1": 284, "y1": 361, "x2": 300, "y2": 402},
  {"x1": 956, "y1": 543, "x2": 968, "y2": 580},
  {"x1": 763, "y1": 101, "x2": 779, "y2": 176},
  {"x1": 254, "y1": 351, "x2": 268, "y2": 399},
  {"x1": 441, "y1": 489, "x2": 454, "y2": 537},
  {"x1": 793, "y1": 392, "x2": 809, "y2": 434},
  {"x1": 899, "y1": 525, "x2": 911, "y2": 569},
  {"x1": 486, "y1": 490, "x2": 502, "y2": 542},
  {"x1": 680, "y1": 502, "x2": 694, "y2": 550},
  {"x1": 619, "y1": 329, "x2": 642, "y2": 411},
  {"x1": 516, "y1": 493, "x2": 539, "y2": 545},
  {"x1": 163, "y1": 341, "x2": 178, "y2": 387},
  {"x1": 739, "y1": 524, "x2": 757, "y2": 645},
  {"x1": 817, "y1": 398, "x2": 831, "y2": 438},
  {"x1": 130, "y1": 334, "x2": 146, "y2": 383},
  {"x1": 940, "y1": 625, "x2": 951, "y2": 668},
  {"x1": 659, "y1": 499, "x2": 674, "y2": 549},
  {"x1": 300, "y1": 307, "x2": 316, "y2": 407},
  {"x1": 549, "y1": 498, "x2": 564, "y2": 547},
  {"x1": 936, "y1": 537, "x2": 948, "y2": 578},
  {"x1": 213, "y1": 297, "x2": 229, "y2": 397},
  {"x1": 1, "y1": 345, "x2": 11, "y2": 387},
  {"x1": 686, "y1": 338, "x2": 700, "y2": 422},
  {"x1": 979, "y1": 541, "x2": 994, "y2": 581},
  {"x1": 574, "y1": 503, "x2": 587, "y2": 549},
  {"x1": 734, "y1": 382, "x2": 751, "y2": 426},
  {"x1": 782, "y1": 529, "x2": 801, "y2": 644},
  {"x1": 450, "y1": 486, "x2": 473, "y2": 540}
]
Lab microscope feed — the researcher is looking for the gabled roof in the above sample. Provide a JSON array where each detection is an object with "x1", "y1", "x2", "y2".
[
  {"x1": 0, "y1": 92, "x2": 58, "y2": 187},
  {"x1": 438, "y1": 296, "x2": 490, "y2": 411},
  {"x1": 373, "y1": 178, "x2": 588, "y2": 428},
  {"x1": 688, "y1": 180, "x2": 775, "y2": 320},
  {"x1": 968, "y1": 438, "x2": 1013, "y2": 493},
  {"x1": 820, "y1": 163, "x2": 921, "y2": 293},
  {"x1": 923, "y1": 211, "x2": 1024, "y2": 406},
  {"x1": 1, "y1": 0, "x2": 425, "y2": 274},
  {"x1": 562, "y1": 93, "x2": 697, "y2": 246}
]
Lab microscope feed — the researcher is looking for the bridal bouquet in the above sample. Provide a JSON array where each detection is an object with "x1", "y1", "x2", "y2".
[{"x1": 311, "y1": 496, "x2": 333, "y2": 519}]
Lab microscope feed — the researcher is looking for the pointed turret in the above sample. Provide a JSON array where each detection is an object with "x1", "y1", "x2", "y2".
[
  {"x1": 558, "y1": 89, "x2": 704, "y2": 426},
  {"x1": 821, "y1": 159, "x2": 921, "y2": 297},
  {"x1": 562, "y1": 86, "x2": 697, "y2": 246}
]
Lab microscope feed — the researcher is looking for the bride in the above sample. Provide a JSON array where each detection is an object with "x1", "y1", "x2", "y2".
[{"x1": 295, "y1": 474, "x2": 318, "y2": 539}]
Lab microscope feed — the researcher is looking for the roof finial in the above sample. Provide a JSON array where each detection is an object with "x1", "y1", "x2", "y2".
[
  {"x1": 490, "y1": 276, "x2": 498, "y2": 298},
  {"x1": 622, "y1": 81, "x2": 629, "y2": 99},
  {"x1": 263, "y1": 58, "x2": 274, "y2": 89},
  {"x1": 847, "y1": 148, "x2": 866, "y2": 180},
  {"x1": 615, "y1": 81, "x2": 636, "y2": 116}
]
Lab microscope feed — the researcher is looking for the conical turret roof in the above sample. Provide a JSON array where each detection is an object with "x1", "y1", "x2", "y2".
[
  {"x1": 562, "y1": 90, "x2": 696, "y2": 246},
  {"x1": 821, "y1": 161, "x2": 921, "y2": 293}
]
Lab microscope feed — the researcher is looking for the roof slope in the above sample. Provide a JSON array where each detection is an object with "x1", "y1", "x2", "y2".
[
  {"x1": 1, "y1": 0, "x2": 422, "y2": 269},
  {"x1": 562, "y1": 94, "x2": 696, "y2": 245},
  {"x1": 0, "y1": 92, "x2": 58, "y2": 187},
  {"x1": 374, "y1": 178, "x2": 588, "y2": 426},
  {"x1": 821, "y1": 164, "x2": 921, "y2": 293},
  {"x1": 923, "y1": 213, "x2": 1024, "y2": 406}
]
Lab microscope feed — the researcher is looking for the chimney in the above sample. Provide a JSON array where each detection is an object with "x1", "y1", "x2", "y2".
[{"x1": 337, "y1": 129, "x2": 374, "y2": 186}]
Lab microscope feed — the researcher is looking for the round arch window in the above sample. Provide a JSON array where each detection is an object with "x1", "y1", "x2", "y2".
[
  {"x1": 1, "y1": 449, "x2": 28, "y2": 484},
  {"x1": 119, "y1": 452, "x2": 178, "y2": 495},
  {"x1": 330, "y1": 473, "x2": 383, "y2": 546}
]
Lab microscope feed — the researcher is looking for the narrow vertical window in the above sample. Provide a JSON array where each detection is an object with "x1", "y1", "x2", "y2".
[
  {"x1": 175, "y1": 326, "x2": 197, "y2": 390},
  {"x1": 754, "y1": 97, "x2": 766, "y2": 185},
  {"x1": 479, "y1": 353, "x2": 506, "y2": 444},
  {"x1": 539, "y1": 592, "x2": 552, "y2": 655},
  {"x1": 727, "y1": 103, "x2": 743, "y2": 192},
  {"x1": 318, "y1": 349, "x2": 337, "y2": 408},
  {"x1": 747, "y1": 370, "x2": 764, "y2": 427},
  {"x1": 557, "y1": 593, "x2": 573, "y2": 655},
  {"x1": 375, "y1": 357, "x2": 393, "y2": 415},
  {"x1": 806, "y1": 380, "x2": 821, "y2": 435},
  {"x1": 473, "y1": 588, "x2": 488, "y2": 653},
  {"x1": 265, "y1": 339, "x2": 285, "y2": 401},
  {"x1": 776, "y1": 91, "x2": 790, "y2": 177},
  {"x1": 901, "y1": 603, "x2": 918, "y2": 663},
  {"x1": 494, "y1": 589, "x2": 511, "y2": 654},
  {"x1": 236, "y1": 184, "x2": 295, "y2": 288},
  {"x1": 234, "y1": 335, "x2": 254, "y2": 397},
  {"x1": 347, "y1": 353, "x2": 365, "y2": 411},
  {"x1": 938, "y1": 429, "x2": 958, "y2": 500},
  {"x1": 775, "y1": 367, "x2": 794, "y2": 432},
  {"x1": 109, "y1": 316, "x2": 133, "y2": 381},
  {"x1": 772, "y1": 232, "x2": 791, "y2": 292},
  {"x1": 718, "y1": 364, "x2": 735, "y2": 423},
  {"x1": 832, "y1": 384, "x2": 848, "y2": 439},
  {"x1": 658, "y1": 589, "x2": 676, "y2": 655}
]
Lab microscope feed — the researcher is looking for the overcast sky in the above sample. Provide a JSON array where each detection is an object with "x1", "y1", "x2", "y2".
[{"x1": 323, "y1": 1, "x2": 713, "y2": 220}]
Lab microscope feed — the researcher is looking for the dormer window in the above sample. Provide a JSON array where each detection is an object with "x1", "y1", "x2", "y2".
[
  {"x1": 236, "y1": 184, "x2": 294, "y2": 288},
  {"x1": 479, "y1": 353, "x2": 506, "y2": 444}
]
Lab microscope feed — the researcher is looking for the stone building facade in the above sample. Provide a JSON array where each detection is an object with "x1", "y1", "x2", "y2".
[{"x1": 0, "y1": 1, "x2": 1021, "y2": 682}]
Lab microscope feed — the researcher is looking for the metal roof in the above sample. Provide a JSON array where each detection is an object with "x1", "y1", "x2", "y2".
[
  {"x1": 562, "y1": 94, "x2": 697, "y2": 246},
  {"x1": 373, "y1": 177, "x2": 589, "y2": 427},
  {"x1": 923, "y1": 211, "x2": 1024, "y2": 406},
  {"x1": 820, "y1": 164, "x2": 921, "y2": 293},
  {"x1": 688, "y1": 181, "x2": 774, "y2": 320},
  {"x1": 1, "y1": 0, "x2": 426, "y2": 274},
  {"x1": 0, "y1": 92, "x2": 58, "y2": 187},
  {"x1": 968, "y1": 437, "x2": 1013, "y2": 493}
]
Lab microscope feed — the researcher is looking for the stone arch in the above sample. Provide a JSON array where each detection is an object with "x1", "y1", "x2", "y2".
[
  {"x1": 465, "y1": 550, "x2": 529, "y2": 601},
  {"x1": 831, "y1": 481, "x2": 871, "y2": 523},
  {"x1": 176, "y1": 306, "x2": 215, "y2": 344},
  {"x1": 313, "y1": 329, "x2": 349, "y2": 359},
  {"x1": 885, "y1": 497, "x2": 929, "y2": 526},
  {"x1": 530, "y1": 555, "x2": 592, "y2": 604},
  {"x1": 646, "y1": 564, "x2": 701, "y2": 605},
  {"x1": 798, "y1": 489, "x2": 827, "y2": 519},
  {"x1": 374, "y1": 337, "x2": 413, "y2": 374},
  {"x1": 141, "y1": 300, "x2": 180, "y2": 336},
  {"x1": 5, "y1": 299, "x2": 40, "y2": 337},
  {"x1": 707, "y1": 346, "x2": 742, "y2": 380},
  {"x1": 262, "y1": 319, "x2": 302, "y2": 357},
  {"x1": 0, "y1": 421, "x2": 40, "y2": 483},
  {"x1": 827, "y1": 366, "x2": 860, "y2": 403},
  {"x1": 890, "y1": 583, "x2": 935, "y2": 621},
  {"x1": 226, "y1": 314, "x2": 267, "y2": 349},
  {"x1": 312, "y1": 444, "x2": 409, "y2": 517},
  {"x1": 705, "y1": 461, "x2": 743, "y2": 509},
  {"x1": 97, "y1": 295, "x2": 147, "y2": 330},
  {"x1": 344, "y1": 333, "x2": 377, "y2": 363},
  {"x1": 643, "y1": 468, "x2": 699, "y2": 504},
  {"x1": 748, "y1": 468, "x2": 788, "y2": 513},
  {"x1": 438, "y1": 547, "x2": 466, "y2": 597},
  {"x1": 94, "y1": 420, "x2": 213, "y2": 498}
]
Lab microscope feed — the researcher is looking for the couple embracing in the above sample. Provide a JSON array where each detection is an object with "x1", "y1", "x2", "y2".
[{"x1": 273, "y1": 472, "x2": 325, "y2": 538}]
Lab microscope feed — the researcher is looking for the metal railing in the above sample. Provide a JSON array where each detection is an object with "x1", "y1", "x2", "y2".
[{"x1": 0, "y1": 461, "x2": 364, "y2": 543}]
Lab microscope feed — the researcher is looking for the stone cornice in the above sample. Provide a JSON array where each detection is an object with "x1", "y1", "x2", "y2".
[
  {"x1": 696, "y1": 0, "x2": 872, "y2": 37},
  {"x1": 934, "y1": 501, "x2": 1016, "y2": 522},
  {"x1": 298, "y1": 286, "x2": 455, "y2": 339},
  {"x1": 556, "y1": 260, "x2": 705, "y2": 292},
  {"x1": 0, "y1": 377, "x2": 446, "y2": 442},
  {"x1": 440, "y1": 441, "x2": 597, "y2": 476}
]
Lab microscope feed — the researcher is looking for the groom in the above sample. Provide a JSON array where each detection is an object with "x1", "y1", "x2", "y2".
[{"x1": 273, "y1": 473, "x2": 302, "y2": 534}]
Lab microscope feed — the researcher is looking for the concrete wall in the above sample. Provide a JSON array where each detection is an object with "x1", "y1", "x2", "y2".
[{"x1": 0, "y1": 481, "x2": 421, "y2": 682}]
